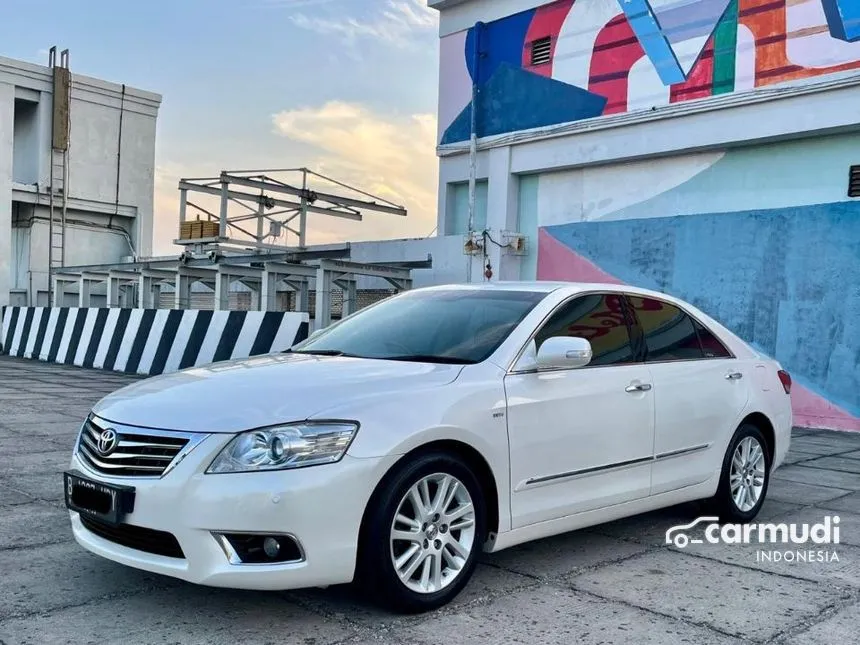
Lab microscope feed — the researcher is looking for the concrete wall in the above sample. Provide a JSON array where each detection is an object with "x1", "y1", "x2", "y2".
[
  {"x1": 350, "y1": 235, "x2": 470, "y2": 288},
  {"x1": 68, "y1": 86, "x2": 159, "y2": 256},
  {"x1": 0, "y1": 55, "x2": 161, "y2": 306},
  {"x1": 0, "y1": 82, "x2": 13, "y2": 308}
]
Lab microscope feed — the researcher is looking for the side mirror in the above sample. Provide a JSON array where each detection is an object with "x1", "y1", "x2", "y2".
[{"x1": 536, "y1": 336, "x2": 592, "y2": 370}]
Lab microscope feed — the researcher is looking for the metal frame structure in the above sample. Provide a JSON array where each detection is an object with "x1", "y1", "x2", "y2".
[
  {"x1": 51, "y1": 167, "x2": 428, "y2": 328},
  {"x1": 177, "y1": 168, "x2": 408, "y2": 251},
  {"x1": 52, "y1": 247, "x2": 432, "y2": 329}
]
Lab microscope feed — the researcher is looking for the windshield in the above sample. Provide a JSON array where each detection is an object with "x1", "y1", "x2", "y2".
[{"x1": 292, "y1": 288, "x2": 546, "y2": 364}]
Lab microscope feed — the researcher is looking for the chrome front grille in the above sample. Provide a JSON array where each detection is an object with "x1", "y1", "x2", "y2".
[{"x1": 76, "y1": 416, "x2": 203, "y2": 478}]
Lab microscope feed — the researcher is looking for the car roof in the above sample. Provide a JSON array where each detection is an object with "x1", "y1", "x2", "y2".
[{"x1": 415, "y1": 281, "x2": 672, "y2": 299}]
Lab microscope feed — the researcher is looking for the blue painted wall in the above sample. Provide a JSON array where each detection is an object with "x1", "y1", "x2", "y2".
[{"x1": 544, "y1": 202, "x2": 860, "y2": 418}]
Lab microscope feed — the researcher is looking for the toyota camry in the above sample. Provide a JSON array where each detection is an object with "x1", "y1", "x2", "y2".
[{"x1": 64, "y1": 282, "x2": 792, "y2": 612}]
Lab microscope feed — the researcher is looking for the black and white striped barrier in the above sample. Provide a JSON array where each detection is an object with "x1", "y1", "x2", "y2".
[{"x1": 0, "y1": 307, "x2": 309, "y2": 376}]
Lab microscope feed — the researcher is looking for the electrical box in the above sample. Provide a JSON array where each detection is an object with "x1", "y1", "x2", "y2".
[{"x1": 501, "y1": 231, "x2": 528, "y2": 256}]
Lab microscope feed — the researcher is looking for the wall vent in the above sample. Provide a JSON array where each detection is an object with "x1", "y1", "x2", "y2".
[
  {"x1": 850, "y1": 166, "x2": 860, "y2": 198},
  {"x1": 530, "y1": 37, "x2": 552, "y2": 66}
]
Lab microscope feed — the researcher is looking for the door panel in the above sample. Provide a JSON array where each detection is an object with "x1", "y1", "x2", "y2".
[
  {"x1": 505, "y1": 365, "x2": 655, "y2": 528},
  {"x1": 625, "y1": 295, "x2": 750, "y2": 495},
  {"x1": 648, "y1": 360, "x2": 749, "y2": 494},
  {"x1": 504, "y1": 292, "x2": 655, "y2": 530}
]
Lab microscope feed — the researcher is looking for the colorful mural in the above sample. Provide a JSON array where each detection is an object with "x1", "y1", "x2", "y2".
[{"x1": 439, "y1": 0, "x2": 860, "y2": 144}]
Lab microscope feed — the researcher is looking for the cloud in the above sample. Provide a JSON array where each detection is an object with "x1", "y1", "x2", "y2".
[
  {"x1": 289, "y1": 0, "x2": 437, "y2": 49},
  {"x1": 272, "y1": 101, "x2": 438, "y2": 242},
  {"x1": 151, "y1": 102, "x2": 438, "y2": 255},
  {"x1": 152, "y1": 161, "x2": 194, "y2": 256}
]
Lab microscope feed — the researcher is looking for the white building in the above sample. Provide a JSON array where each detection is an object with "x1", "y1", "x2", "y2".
[{"x1": 0, "y1": 52, "x2": 161, "y2": 306}]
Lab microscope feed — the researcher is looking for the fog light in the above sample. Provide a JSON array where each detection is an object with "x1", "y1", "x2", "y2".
[
  {"x1": 263, "y1": 536, "x2": 281, "y2": 558},
  {"x1": 216, "y1": 533, "x2": 304, "y2": 564}
]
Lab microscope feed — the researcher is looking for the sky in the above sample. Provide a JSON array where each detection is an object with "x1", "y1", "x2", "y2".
[{"x1": 0, "y1": 0, "x2": 441, "y2": 255}]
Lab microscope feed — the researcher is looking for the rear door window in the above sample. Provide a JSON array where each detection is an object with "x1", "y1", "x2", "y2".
[{"x1": 627, "y1": 296, "x2": 710, "y2": 362}]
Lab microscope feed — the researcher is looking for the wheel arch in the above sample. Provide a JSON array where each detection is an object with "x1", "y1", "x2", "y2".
[
  {"x1": 739, "y1": 411, "x2": 776, "y2": 462},
  {"x1": 356, "y1": 439, "x2": 501, "y2": 572}
]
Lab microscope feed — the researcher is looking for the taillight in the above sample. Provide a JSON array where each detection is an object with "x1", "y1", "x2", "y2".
[{"x1": 777, "y1": 370, "x2": 792, "y2": 395}]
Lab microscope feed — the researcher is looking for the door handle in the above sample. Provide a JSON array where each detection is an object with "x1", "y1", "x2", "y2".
[
  {"x1": 626, "y1": 383, "x2": 652, "y2": 393},
  {"x1": 725, "y1": 372, "x2": 743, "y2": 380}
]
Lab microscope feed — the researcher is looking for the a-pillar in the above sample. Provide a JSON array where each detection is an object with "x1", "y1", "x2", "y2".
[{"x1": 484, "y1": 146, "x2": 521, "y2": 282}]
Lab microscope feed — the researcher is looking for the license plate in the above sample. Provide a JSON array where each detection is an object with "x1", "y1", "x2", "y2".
[{"x1": 64, "y1": 470, "x2": 135, "y2": 525}]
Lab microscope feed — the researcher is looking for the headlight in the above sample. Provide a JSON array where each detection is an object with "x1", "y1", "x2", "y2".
[{"x1": 206, "y1": 421, "x2": 359, "y2": 474}]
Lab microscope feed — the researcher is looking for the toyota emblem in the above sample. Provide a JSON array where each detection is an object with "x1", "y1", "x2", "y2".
[{"x1": 97, "y1": 428, "x2": 118, "y2": 456}]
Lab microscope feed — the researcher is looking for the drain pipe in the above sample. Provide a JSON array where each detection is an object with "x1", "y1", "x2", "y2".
[{"x1": 466, "y1": 22, "x2": 483, "y2": 284}]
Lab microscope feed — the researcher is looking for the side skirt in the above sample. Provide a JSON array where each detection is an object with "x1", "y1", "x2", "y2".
[{"x1": 486, "y1": 472, "x2": 720, "y2": 553}]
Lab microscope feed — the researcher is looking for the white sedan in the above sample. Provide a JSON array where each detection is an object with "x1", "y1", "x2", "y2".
[{"x1": 64, "y1": 282, "x2": 792, "y2": 612}]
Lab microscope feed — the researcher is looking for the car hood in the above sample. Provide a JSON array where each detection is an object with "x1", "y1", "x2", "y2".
[{"x1": 92, "y1": 352, "x2": 463, "y2": 433}]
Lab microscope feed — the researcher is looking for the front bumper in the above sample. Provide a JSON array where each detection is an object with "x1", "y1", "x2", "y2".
[{"x1": 69, "y1": 433, "x2": 398, "y2": 591}]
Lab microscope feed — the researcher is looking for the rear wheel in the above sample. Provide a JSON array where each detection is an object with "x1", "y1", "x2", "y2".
[
  {"x1": 358, "y1": 451, "x2": 486, "y2": 613},
  {"x1": 709, "y1": 423, "x2": 771, "y2": 522}
]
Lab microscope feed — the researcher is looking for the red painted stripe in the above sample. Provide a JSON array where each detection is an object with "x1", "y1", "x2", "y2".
[
  {"x1": 670, "y1": 40, "x2": 715, "y2": 102},
  {"x1": 588, "y1": 13, "x2": 645, "y2": 115}
]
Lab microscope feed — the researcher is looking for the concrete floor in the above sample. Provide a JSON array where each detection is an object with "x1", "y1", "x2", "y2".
[{"x1": 1, "y1": 355, "x2": 859, "y2": 645}]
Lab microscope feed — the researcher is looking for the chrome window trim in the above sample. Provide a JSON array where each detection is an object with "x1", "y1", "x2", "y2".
[
  {"x1": 506, "y1": 289, "x2": 736, "y2": 375},
  {"x1": 75, "y1": 414, "x2": 211, "y2": 481}
]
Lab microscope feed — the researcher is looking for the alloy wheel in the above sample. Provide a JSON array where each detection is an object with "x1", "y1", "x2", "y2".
[
  {"x1": 730, "y1": 436, "x2": 766, "y2": 512},
  {"x1": 389, "y1": 472, "x2": 476, "y2": 594}
]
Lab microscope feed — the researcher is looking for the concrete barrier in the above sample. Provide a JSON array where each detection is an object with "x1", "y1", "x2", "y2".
[{"x1": 0, "y1": 307, "x2": 309, "y2": 376}]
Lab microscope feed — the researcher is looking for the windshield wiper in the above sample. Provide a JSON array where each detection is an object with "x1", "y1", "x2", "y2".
[
  {"x1": 292, "y1": 349, "x2": 357, "y2": 357},
  {"x1": 383, "y1": 354, "x2": 476, "y2": 365}
]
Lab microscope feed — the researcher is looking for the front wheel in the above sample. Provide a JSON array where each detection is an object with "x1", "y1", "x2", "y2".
[
  {"x1": 357, "y1": 451, "x2": 486, "y2": 613},
  {"x1": 709, "y1": 424, "x2": 771, "y2": 522}
]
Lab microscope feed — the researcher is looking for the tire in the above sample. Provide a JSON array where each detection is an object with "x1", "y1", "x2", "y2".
[
  {"x1": 357, "y1": 451, "x2": 487, "y2": 613},
  {"x1": 708, "y1": 423, "x2": 771, "y2": 522}
]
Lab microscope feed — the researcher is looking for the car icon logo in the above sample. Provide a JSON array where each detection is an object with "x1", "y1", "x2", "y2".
[
  {"x1": 96, "y1": 428, "x2": 118, "y2": 456},
  {"x1": 665, "y1": 516, "x2": 720, "y2": 548}
]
